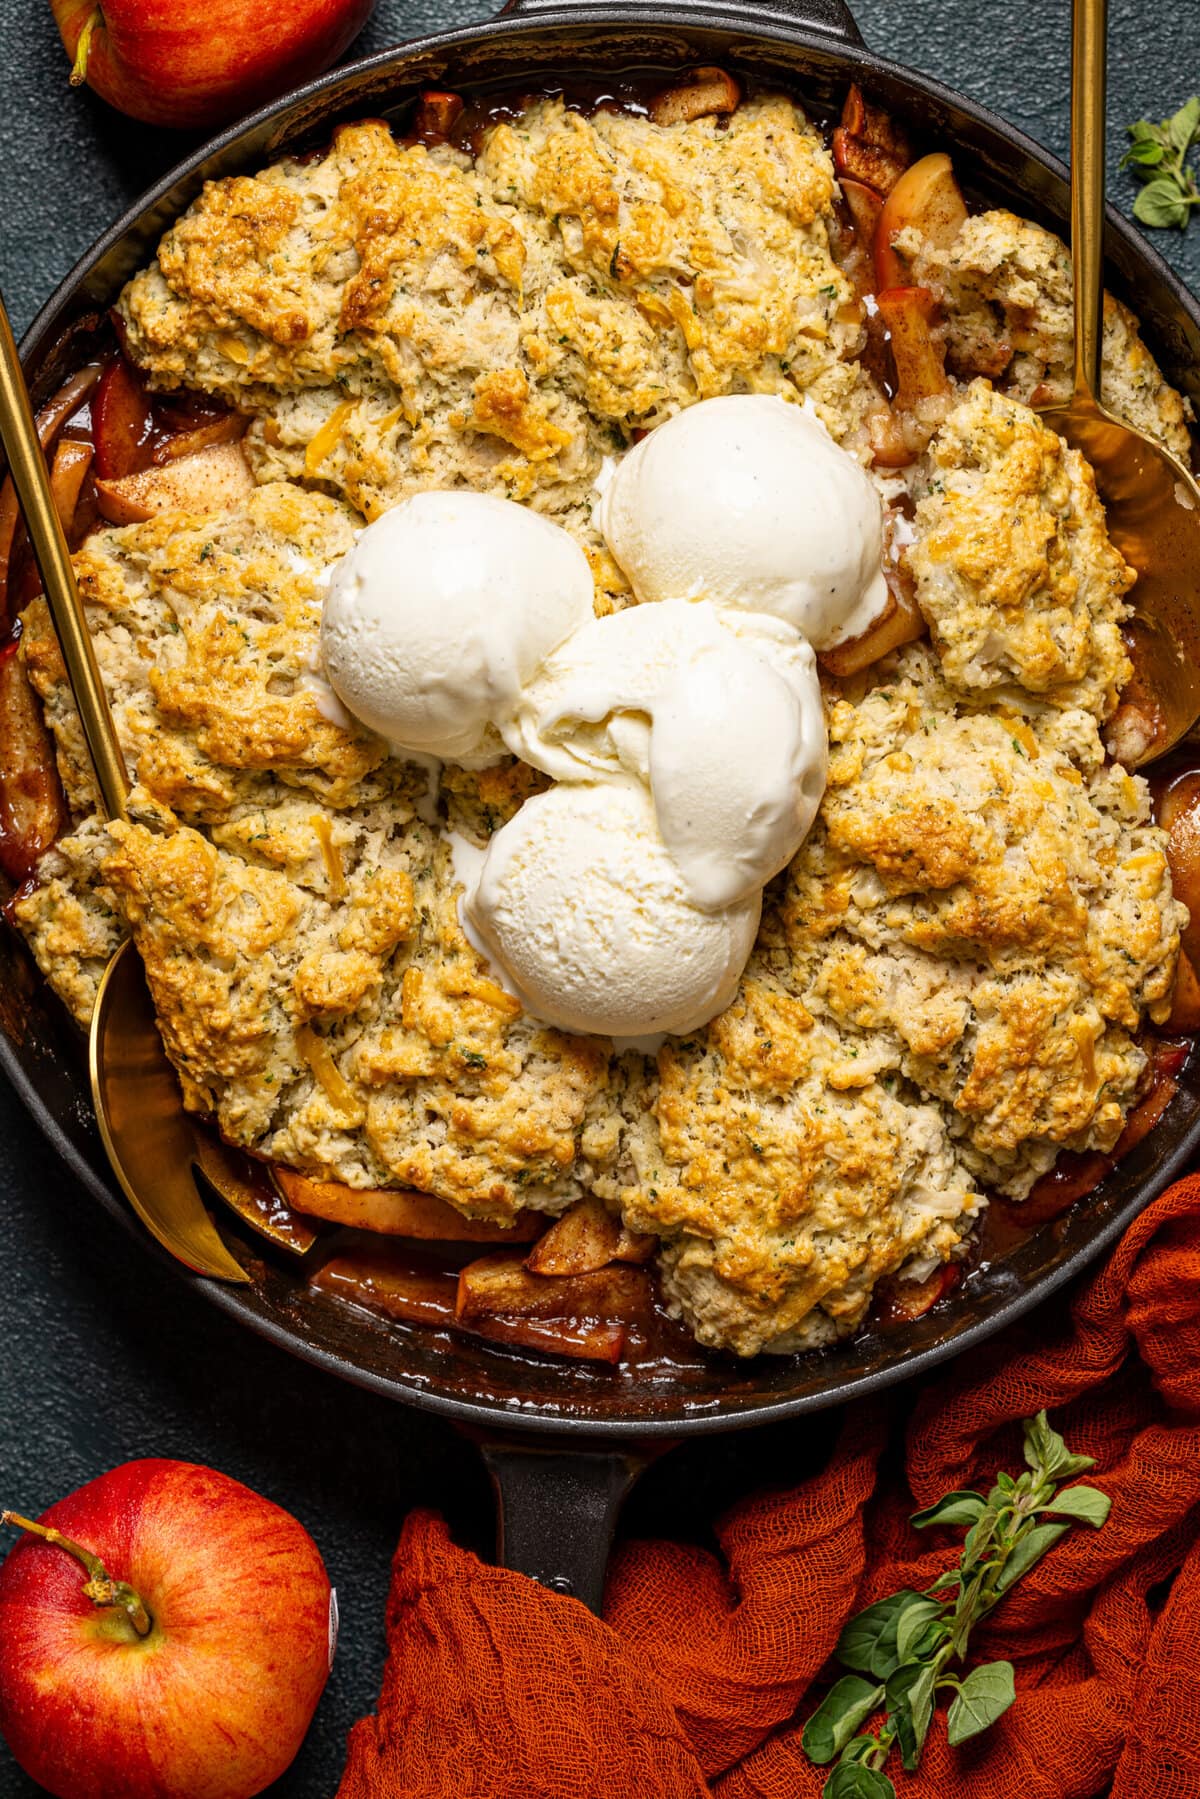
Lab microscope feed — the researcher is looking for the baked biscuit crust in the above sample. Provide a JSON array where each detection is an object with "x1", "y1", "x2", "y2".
[
  {"x1": 118, "y1": 99, "x2": 872, "y2": 541},
  {"x1": 11, "y1": 95, "x2": 1191, "y2": 1355}
]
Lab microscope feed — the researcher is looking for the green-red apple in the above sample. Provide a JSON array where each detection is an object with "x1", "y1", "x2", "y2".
[
  {"x1": 50, "y1": 0, "x2": 376, "y2": 130},
  {"x1": 0, "y1": 1460, "x2": 333, "y2": 1799}
]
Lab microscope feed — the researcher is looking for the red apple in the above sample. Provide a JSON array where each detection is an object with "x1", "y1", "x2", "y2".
[
  {"x1": 51, "y1": 0, "x2": 377, "y2": 131},
  {"x1": 0, "y1": 1460, "x2": 333, "y2": 1799}
]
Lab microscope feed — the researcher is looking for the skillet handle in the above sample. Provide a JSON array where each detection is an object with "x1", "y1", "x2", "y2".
[
  {"x1": 500, "y1": 0, "x2": 864, "y2": 45},
  {"x1": 479, "y1": 1441, "x2": 647, "y2": 1614}
]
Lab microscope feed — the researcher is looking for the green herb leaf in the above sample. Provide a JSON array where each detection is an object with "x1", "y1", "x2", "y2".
[
  {"x1": 888, "y1": 1701, "x2": 918, "y2": 1770},
  {"x1": 993, "y1": 1520, "x2": 1070, "y2": 1594},
  {"x1": 1022, "y1": 1408, "x2": 1060, "y2": 1471},
  {"x1": 961, "y1": 1507, "x2": 1000, "y2": 1568},
  {"x1": 1023, "y1": 1412, "x2": 1094, "y2": 1482},
  {"x1": 1123, "y1": 140, "x2": 1165, "y2": 167},
  {"x1": 946, "y1": 1661, "x2": 1016, "y2": 1745},
  {"x1": 802, "y1": 1677, "x2": 885, "y2": 1765},
  {"x1": 1134, "y1": 180, "x2": 1191, "y2": 228},
  {"x1": 841, "y1": 1734, "x2": 887, "y2": 1765},
  {"x1": 908, "y1": 1617, "x2": 949, "y2": 1661},
  {"x1": 836, "y1": 1592, "x2": 924, "y2": 1677},
  {"x1": 894, "y1": 1596, "x2": 945, "y2": 1663},
  {"x1": 802, "y1": 1417, "x2": 1107, "y2": 1793},
  {"x1": 1168, "y1": 96, "x2": 1200, "y2": 151},
  {"x1": 1040, "y1": 1484, "x2": 1112, "y2": 1526},
  {"x1": 823, "y1": 1761, "x2": 896, "y2": 1799},
  {"x1": 948, "y1": 1567, "x2": 987, "y2": 1657},
  {"x1": 868, "y1": 1615, "x2": 906, "y2": 1681},
  {"x1": 885, "y1": 1660, "x2": 937, "y2": 1769},
  {"x1": 1123, "y1": 100, "x2": 1200, "y2": 231},
  {"x1": 905, "y1": 1662, "x2": 937, "y2": 1768},
  {"x1": 911, "y1": 1490, "x2": 988, "y2": 1530}
]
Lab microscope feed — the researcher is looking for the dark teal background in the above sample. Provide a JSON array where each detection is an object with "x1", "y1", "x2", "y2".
[{"x1": 1, "y1": 2, "x2": 1198, "y2": 1793}]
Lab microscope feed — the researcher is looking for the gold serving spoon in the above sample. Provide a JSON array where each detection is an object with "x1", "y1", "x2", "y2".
[
  {"x1": 1038, "y1": 0, "x2": 1200, "y2": 767},
  {"x1": 0, "y1": 291, "x2": 255, "y2": 1280}
]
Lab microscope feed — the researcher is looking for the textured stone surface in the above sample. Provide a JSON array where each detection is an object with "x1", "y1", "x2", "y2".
[{"x1": 0, "y1": 1, "x2": 1197, "y2": 1793}]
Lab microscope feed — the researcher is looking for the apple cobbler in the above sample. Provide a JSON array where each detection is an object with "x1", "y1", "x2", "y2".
[{"x1": 2, "y1": 75, "x2": 1194, "y2": 1357}]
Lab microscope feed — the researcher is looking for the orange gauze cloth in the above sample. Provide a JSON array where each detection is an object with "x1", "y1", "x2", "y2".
[{"x1": 338, "y1": 1175, "x2": 1200, "y2": 1799}]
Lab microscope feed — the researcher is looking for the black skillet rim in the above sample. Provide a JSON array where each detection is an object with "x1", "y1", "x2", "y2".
[{"x1": 6, "y1": 1, "x2": 1200, "y2": 1438}]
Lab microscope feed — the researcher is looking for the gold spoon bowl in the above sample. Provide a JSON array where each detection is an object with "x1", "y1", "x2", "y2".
[{"x1": 91, "y1": 941, "x2": 251, "y2": 1280}]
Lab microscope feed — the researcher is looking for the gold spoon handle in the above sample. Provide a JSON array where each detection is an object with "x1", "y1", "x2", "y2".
[
  {"x1": 1070, "y1": 0, "x2": 1107, "y2": 406},
  {"x1": 0, "y1": 293, "x2": 129, "y2": 822}
]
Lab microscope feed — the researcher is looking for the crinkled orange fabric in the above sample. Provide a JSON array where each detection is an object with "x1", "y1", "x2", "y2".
[{"x1": 339, "y1": 1176, "x2": 1200, "y2": 1799}]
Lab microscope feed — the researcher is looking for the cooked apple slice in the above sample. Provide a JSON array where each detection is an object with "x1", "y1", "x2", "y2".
[
  {"x1": 819, "y1": 582, "x2": 925, "y2": 678},
  {"x1": 35, "y1": 365, "x2": 102, "y2": 444},
  {"x1": 0, "y1": 644, "x2": 67, "y2": 882},
  {"x1": 312, "y1": 1250, "x2": 461, "y2": 1327},
  {"x1": 833, "y1": 87, "x2": 913, "y2": 197},
  {"x1": 867, "y1": 284, "x2": 949, "y2": 467},
  {"x1": 0, "y1": 366, "x2": 101, "y2": 617},
  {"x1": 1168, "y1": 951, "x2": 1200, "y2": 1034},
  {"x1": 272, "y1": 1167, "x2": 542, "y2": 1241},
  {"x1": 156, "y1": 413, "x2": 247, "y2": 463},
  {"x1": 833, "y1": 128, "x2": 908, "y2": 196},
  {"x1": 1111, "y1": 1056, "x2": 1180, "y2": 1156},
  {"x1": 92, "y1": 357, "x2": 154, "y2": 480},
  {"x1": 1023, "y1": 1149, "x2": 1112, "y2": 1216},
  {"x1": 456, "y1": 1252, "x2": 649, "y2": 1324},
  {"x1": 94, "y1": 440, "x2": 254, "y2": 525},
  {"x1": 834, "y1": 179, "x2": 884, "y2": 298},
  {"x1": 874, "y1": 152, "x2": 968, "y2": 291},
  {"x1": 48, "y1": 440, "x2": 94, "y2": 541},
  {"x1": 193, "y1": 1135, "x2": 319, "y2": 1256},
  {"x1": 841, "y1": 177, "x2": 883, "y2": 244},
  {"x1": 867, "y1": 286, "x2": 953, "y2": 469},
  {"x1": 840, "y1": 83, "x2": 912, "y2": 162},
  {"x1": 526, "y1": 1196, "x2": 655, "y2": 1277},
  {"x1": 877, "y1": 285, "x2": 951, "y2": 408},
  {"x1": 650, "y1": 67, "x2": 741, "y2": 127},
  {"x1": 875, "y1": 1261, "x2": 960, "y2": 1325},
  {"x1": 822, "y1": 511, "x2": 927, "y2": 676},
  {"x1": 410, "y1": 89, "x2": 465, "y2": 144},
  {"x1": 1153, "y1": 768, "x2": 1200, "y2": 971},
  {"x1": 313, "y1": 1249, "x2": 628, "y2": 1361}
]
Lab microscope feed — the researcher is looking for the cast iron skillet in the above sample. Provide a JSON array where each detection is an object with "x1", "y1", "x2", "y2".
[{"x1": 5, "y1": 0, "x2": 1200, "y2": 1608}]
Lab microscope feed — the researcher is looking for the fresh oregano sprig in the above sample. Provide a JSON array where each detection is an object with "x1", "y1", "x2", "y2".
[
  {"x1": 1122, "y1": 98, "x2": 1200, "y2": 229},
  {"x1": 800, "y1": 1411, "x2": 1111, "y2": 1798}
]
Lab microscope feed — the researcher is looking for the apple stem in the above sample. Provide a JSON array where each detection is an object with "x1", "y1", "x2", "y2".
[
  {"x1": 1, "y1": 1510, "x2": 152, "y2": 1638},
  {"x1": 69, "y1": 8, "x2": 103, "y2": 88}
]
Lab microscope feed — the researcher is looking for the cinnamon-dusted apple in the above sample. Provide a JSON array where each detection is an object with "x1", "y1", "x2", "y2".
[
  {"x1": 874, "y1": 151, "x2": 969, "y2": 291},
  {"x1": 94, "y1": 441, "x2": 255, "y2": 524}
]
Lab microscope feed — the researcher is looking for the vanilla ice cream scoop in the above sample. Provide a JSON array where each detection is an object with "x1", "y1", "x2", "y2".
[
  {"x1": 467, "y1": 781, "x2": 761, "y2": 1038},
  {"x1": 502, "y1": 599, "x2": 826, "y2": 910},
  {"x1": 599, "y1": 395, "x2": 889, "y2": 650},
  {"x1": 321, "y1": 491, "x2": 594, "y2": 765}
]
